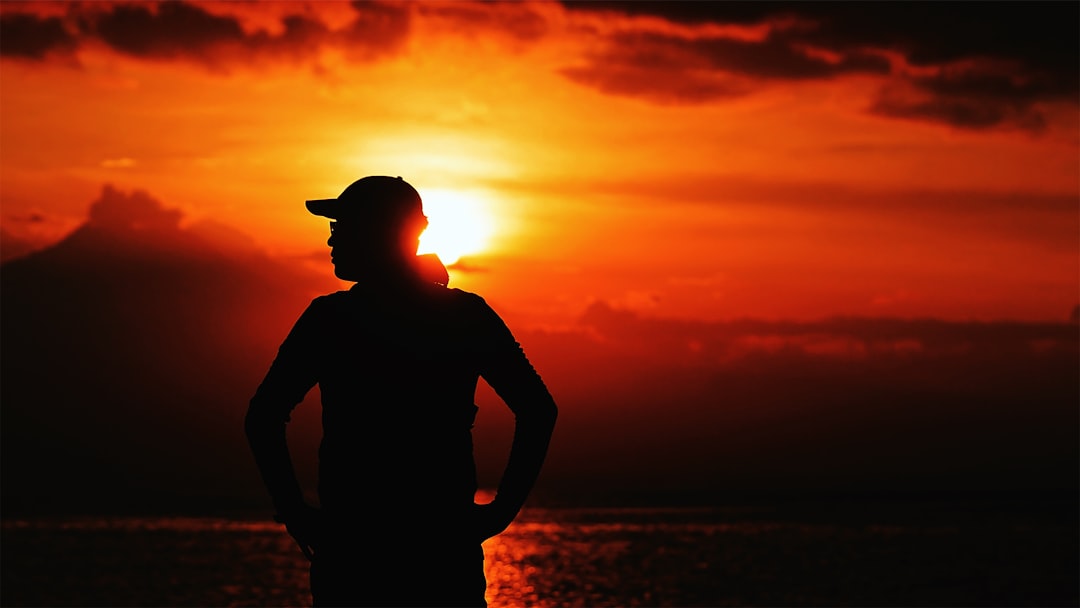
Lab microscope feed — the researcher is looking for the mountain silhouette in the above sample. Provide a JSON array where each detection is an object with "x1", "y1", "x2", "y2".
[
  {"x1": 0, "y1": 226, "x2": 43, "y2": 263},
  {"x1": 1, "y1": 186, "x2": 336, "y2": 514}
]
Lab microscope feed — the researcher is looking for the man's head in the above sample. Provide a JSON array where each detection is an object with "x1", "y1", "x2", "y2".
[{"x1": 306, "y1": 176, "x2": 428, "y2": 281}]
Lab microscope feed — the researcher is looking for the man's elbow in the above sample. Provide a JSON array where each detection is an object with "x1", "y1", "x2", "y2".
[
  {"x1": 244, "y1": 398, "x2": 286, "y2": 443},
  {"x1": 545, "y1": 399, "x2": 559, "y2": 425},
  {"x1": 523, "y1": 397, "x2": 558, "y2": 431}
]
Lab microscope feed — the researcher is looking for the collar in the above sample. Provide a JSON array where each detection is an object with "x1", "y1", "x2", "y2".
[{"x1": 348, "y1": 253, "x2": 448, "y2": 295}]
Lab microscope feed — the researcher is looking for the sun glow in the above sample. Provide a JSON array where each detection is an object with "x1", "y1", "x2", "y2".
[{"x1": 417, "y1": 189, "x2": 496, "y2": 265}]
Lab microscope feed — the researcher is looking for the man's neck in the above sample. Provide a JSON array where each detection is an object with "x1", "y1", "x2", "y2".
[{"x1": 348, "y1": 254, "x2": 448, "y2": 293}]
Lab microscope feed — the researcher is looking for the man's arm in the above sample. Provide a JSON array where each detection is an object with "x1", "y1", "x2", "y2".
[
  {"x1": 244, "y1": 298, "x2": 325, "y2": 555},
  {"x1": 472, "y1": 297, "x2": 558, "y2": 539}
]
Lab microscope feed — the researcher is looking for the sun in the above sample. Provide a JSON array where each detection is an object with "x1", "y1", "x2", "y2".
[{"x1": 417, "y1": 189, "x2": 495, "y2": 266}]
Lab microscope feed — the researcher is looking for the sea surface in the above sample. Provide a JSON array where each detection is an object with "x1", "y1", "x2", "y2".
[{"x1": 2, "y1": 503, "x2": 1076, "y2": 607}]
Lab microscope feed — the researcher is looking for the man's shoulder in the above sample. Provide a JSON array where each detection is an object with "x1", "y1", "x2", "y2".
[
  {"x1": 442, "y1": 287, "x2": 499, "y2": 315},
  {"x1": 315, "y1": 289, "x2": 353, "y2": 302},
  {"x1": 298, "y1": 290, "x2": 352, "y2": 317},
  {"x1": 310, "y1": 284, "x2": 498, "y2": 321},
  {"x1": 414, "y1": 286, "x2": 504, "y2": 329},
  {"x1": 444, "y1": 286, "x2": 485, "y2": 305},
  {"x1": 309, "y1": 289, "x2": 352, "y2": 306}
]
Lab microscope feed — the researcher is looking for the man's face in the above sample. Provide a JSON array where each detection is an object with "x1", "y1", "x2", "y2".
[{"x1": 326, "y1": 217, "x2": 423, "y2": 281}]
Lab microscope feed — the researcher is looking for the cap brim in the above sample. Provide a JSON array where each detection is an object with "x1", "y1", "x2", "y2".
[{"x1": 305, "y1": 199, "x2": 339, "y2": 218}]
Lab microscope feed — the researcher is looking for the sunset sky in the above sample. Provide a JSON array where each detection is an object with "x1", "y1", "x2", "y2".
[
  {"x1": 2, "y1": 0, "x2": 1077, "y2": 328},
  {"x1": 1, "y1": 2, "x2": 1078, "y2": 518}
]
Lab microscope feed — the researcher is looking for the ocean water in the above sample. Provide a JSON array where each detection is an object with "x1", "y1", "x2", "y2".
[{"x1": 2, "y1": 505, "x2": 1076, "y2": 607}]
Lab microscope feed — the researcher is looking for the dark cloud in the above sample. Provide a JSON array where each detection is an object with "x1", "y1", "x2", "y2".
[
  {"x1": 93, "y1": 2, "x2": 246, "y2": 60},
  {"x1": 562, "y1": 62, "x2": 748, "y2": 105},
  {"x1": 563, "y1": 30, "x2": 890, "y2": 104},
  {"x1": 561, "y1": 1, "x2": 1078, "y2": 131},
  {"x1": 871, "y1": 88, "x2": 1046, "y2": 133},
  {"x1": 338, "y1": 0, "x2": 411, "y2": 60},
  {"x1": 0, "y1": 12, "x2": 77, "y2": 59},
  {"x1": 562, "y1": 1, "x2": 783, "y2": 26},
  {"x1": 417, "y1": 2, "x2": 547, "y2": 43},
  {"x1": 1, "y1": 1, "x2": 410, "y2": 67},
  {"x1": 90, "y1": 1, "x2": 410, "y2": 65},
  {"x1": 869, "y1": 64, "x2": 1078, "y2": 133},
  {"x1": 564, "y1": 1, "x2": 1078, "y2": 75},
  {"x1": 700, "y1": 34, "x2": 892, "y2": 80},
  {"x1": 786, "y1": 2, "x2": 1077, "y2": 73}
]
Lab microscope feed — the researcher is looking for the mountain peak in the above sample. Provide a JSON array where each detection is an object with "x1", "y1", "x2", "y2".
[{"x1": 88, "y1": 184, "x2": 182, "y2": 234}]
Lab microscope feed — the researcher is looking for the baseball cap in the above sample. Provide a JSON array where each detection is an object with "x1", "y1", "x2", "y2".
[{"x1": 305, "y1": 176, "x2": 424, "y2": 222}]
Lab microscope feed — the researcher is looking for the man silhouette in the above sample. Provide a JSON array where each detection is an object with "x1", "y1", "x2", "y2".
[{"x1": 245, "y1": 176, "x2": 558, "y2": 607}]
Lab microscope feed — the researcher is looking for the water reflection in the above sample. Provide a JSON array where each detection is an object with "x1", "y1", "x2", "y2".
[{"x1": 2, "y1": 507, "x2": 1076, "y2": 607}]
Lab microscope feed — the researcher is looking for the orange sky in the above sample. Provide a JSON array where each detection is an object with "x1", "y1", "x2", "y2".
[{"x1": 2, "y1": 1, "x2": 1077, "y2": 326}]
